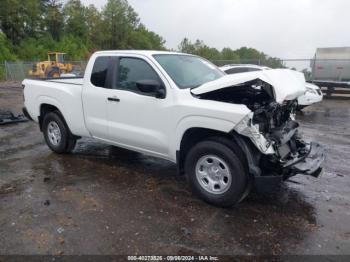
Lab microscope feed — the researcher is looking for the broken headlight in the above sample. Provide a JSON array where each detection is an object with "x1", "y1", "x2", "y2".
[{"x1": 234, "y1": 113, "x2": 275, "y2": 154}]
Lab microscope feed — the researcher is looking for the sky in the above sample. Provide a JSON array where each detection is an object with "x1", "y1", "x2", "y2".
[{"x1": 80, "y1": 0, "x2": 350, "y2": 61}]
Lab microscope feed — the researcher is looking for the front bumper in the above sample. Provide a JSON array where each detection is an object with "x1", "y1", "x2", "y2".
[
  {"x1": 284, "y1": 142, "x2": 324, "y2": 178},
  {"x1": 254, "y1": 142, "x2": 324, "y2": 192}
]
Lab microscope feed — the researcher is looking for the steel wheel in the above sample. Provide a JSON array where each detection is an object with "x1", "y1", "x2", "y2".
[
  {"x1": 195, "y1": 155, "x2": 232, "y2": 194},
  {"x1": 47, "y1": 121, "x2": 61, "y2": 146}
]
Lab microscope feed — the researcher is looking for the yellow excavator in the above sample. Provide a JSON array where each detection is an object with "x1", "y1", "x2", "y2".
[{"x1": 29, "y1": 52, "x2": 75, "y2": 78}]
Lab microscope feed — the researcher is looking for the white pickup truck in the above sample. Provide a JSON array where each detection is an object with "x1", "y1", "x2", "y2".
[{"x1": 22, "y1": 50, "x2": 324, "y2": 207}]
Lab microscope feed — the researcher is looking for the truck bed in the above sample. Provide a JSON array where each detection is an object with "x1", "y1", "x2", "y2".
[{"x1": 23, "y1": 77, "x2": 90, "y2": 137}]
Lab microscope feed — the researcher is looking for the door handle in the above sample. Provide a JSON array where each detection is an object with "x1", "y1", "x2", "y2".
[{"x1": 107, "y1": 97, "x2": 120, "y2": 102}]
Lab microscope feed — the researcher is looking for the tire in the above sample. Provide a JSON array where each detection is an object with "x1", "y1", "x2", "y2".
[
  {"x1": 42, "y1": 112, "x2": 76, "y2": 154},
  {"x1": 185, "y1": 138, "x2": 248, "y2": 207},
  {"x1": 47, "y1": 68, "x2": 60, "y2": 78}
]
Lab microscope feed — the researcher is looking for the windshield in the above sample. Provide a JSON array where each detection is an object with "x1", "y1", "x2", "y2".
[
  {"x1": 49, "y1": 54, "x2": 56, "y2": 62},
  {"x1": 153, "y1": 54, "x2": 224, "y2": 89},
  {"x1": 57, "y1": 54, "x2": 65, "y2": 63}
]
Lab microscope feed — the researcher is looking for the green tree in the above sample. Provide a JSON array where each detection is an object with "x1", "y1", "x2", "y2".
[
  {"x1": 63, "y1": 0, "x2": 88, "y2": 42},
  {"x1": 196, "y1": 45, "x2": 221, "y2": 60},
  {"x1": 0, "y1": 0, "x2": 42, "y2": 45},
  {"x1": 178, "y1": 38, "x2": 221, "y2": 60},
  {"x1": 263, "y1": 56, "x2": 284, "y2": 68},
  {"x1": 234, "y1": 47, "x2": 283, "y2": 67},
  {"x1": 178, "y1": 38, "x2": 196, "y2": 54},
  {"x1": 102, "y1": 0, "x2": 139, "y2": 49},
  {"x1": 42, "y1": 0, "x2": 64, "y2": 41},
  {"x1": 14, "y1": 34, "x2": 88, "y2": 61},
  {"x1": 0, "y1": 33, "x2": 17, "y2": 79},
  {"x1": 55, "y1": 35, "x2": 89, "y2": 60},
  {"x1": 234, "y1": 47, "x2": 262, "y2": 64},
  {"x1": 85, "y1": 4, "x2": 104, "y2": 49},
  {"x1": 0, "y1": 33, "x2": 17, "y2": 62},
  {"x1": 128, "y1": 24, "x2": 165, "y2": 50},
  {"x1": 1, "y1": 0, "x2": 285, "y2": 74},
  {"x1": 177, "y1": 38, "x2": 284, "y2": 68},
  {"x1": 15, "y1": 34, "x2": 56, "y2": 61},
  {"x1": 0, "y1": 0, "x2": 168, "y2": 65},
  {"x1": 221, "y1": 48, "x2": 240, "y2": 63}
]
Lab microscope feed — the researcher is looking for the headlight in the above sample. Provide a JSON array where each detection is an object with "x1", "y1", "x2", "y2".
[
  {"x1": 306, "y1": 87, "x2": 318, "y2": 94},
  {"x1": 234, "y1": 113, "x2": 275, "y2": 154}
]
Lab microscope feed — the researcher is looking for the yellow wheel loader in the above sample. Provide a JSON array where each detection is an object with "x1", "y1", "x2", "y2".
[{"x1": 29, "y1": 52, "x2": 75, "y2": 78}]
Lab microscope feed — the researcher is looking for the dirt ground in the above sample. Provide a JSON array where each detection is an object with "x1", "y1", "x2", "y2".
[{"x1": 0, "y1": 81, "x2": 349, "y2": 256}]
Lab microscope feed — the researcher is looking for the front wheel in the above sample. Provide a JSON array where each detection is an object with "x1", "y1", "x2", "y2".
[
  {"x1": 184, "y1": 139, "x2": 248, "y2": 207},
  {"x1": 43, "y1": 112, "x2": 76, "y2": 154}
]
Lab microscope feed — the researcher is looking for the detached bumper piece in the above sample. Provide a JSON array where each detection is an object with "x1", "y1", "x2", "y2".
[
  {"x1": 285, "y1": 142, "x2": 325, "y2": 178},
  {"x1": 0, "y1": 110, "x2": 28, "y2": 125},
  {"x1": 254, "y1": 142, "x2": 324, "y2": 192}
]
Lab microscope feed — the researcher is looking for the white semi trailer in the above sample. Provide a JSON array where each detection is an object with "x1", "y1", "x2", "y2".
[{"x1": 311, "y1": 47, "x2": 350, "y2": 87}]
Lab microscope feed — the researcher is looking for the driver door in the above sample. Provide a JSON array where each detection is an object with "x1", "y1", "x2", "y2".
[{"x1": 107, "y1": 56, "x2": 170, "y2": 157}]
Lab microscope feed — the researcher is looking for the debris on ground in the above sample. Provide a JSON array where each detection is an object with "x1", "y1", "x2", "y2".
[
  {"x1": 0, "y1": 110, "x2": 27, "y2": 125},
  {"x1": 57, "y1": 227, "x2": 65, "y2": 234},
  {"x1": 58, "y1": 237, "x2": 65, "y2": 245},
  {"x1": 181, "y1": 227, "x2": 192, "y2": 236},
  {"x1": 0, "y1": 186, "x2": 16, "y2": 194}
]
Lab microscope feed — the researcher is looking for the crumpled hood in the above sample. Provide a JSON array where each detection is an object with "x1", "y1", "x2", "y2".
[{"x1": 191, "y1": 69, "x2": 306, "y2": 104}]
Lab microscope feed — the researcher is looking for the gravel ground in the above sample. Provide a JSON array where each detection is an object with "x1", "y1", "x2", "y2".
[{"x1": 0, "y1": 81, "x2": 349, "y2": 257}]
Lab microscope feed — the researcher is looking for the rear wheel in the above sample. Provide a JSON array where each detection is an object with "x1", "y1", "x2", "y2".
[
  {"x1": 43, "y1": 112, "x2": 76, "y2": 154},
  {"x1": 185, "y1": 138, "x2": 248, "y2": 207}
]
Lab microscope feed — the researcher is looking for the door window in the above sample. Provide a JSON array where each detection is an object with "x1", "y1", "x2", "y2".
[
  {"x1": 91, "y1": 56, "x2": 110, "y2": 88},
  {"x1": 117, "y1": 58, "x2": 161, "y2": 94}
]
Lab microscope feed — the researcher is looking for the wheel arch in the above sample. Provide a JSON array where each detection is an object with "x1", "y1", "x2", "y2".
[
  {"x1": 176, "y1": 127, "x2": 261, "y2": 179},
  {"x1": 39, "y1": 103, "x2": 72, "y2": 136},
  {"x1": 37, "y1": 97, "x2": 60, "y2": 127}
]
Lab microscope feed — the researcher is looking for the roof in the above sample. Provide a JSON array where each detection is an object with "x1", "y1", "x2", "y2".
[
  {"x1": 94, "y1": 50, "x2": 191, "y2": 56},
  {"x1": 315, "y1": 47, "x2": 350, "y2": 59}
]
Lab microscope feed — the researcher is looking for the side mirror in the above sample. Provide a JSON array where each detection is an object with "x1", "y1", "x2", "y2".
[{"x1": 136, "y1": 80, "x2": 165, "y2": 98}]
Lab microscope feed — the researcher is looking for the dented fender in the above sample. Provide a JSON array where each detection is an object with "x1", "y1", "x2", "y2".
[{"x1": 233, "y1": 112, "x2": 275, "y2": 154}]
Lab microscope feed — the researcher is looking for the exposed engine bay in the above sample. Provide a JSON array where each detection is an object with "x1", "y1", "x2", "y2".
[
  {"x1": 196, "y1": 79, "x2": 298, "y2": 135},
  {"x1": 195, "y1": 79, "x2": 324, "y2": 179}
]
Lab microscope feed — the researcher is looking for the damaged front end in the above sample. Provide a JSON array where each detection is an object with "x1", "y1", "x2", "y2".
[
  {"x1": 233, "y1": 103, "x2": 324, "y2": 180},
  {"x1": 192, "y1": 71, "x2": 325, "y2": 182}
]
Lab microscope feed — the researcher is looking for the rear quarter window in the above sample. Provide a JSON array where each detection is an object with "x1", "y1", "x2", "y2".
[{"x1": 91, "y1": 57, "x2": 110, "y2": 88}]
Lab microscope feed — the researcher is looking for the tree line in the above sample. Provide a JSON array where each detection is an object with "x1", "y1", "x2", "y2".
[
  {"x1": 178, "y1": 38, "x2": 283, "y2": 67},
  {"x1": 0, "y1": 0, "x2": 284, "y2": 79},
  {"x1": 0, "y1": 0, "x2": 166, "y2": 61}
]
